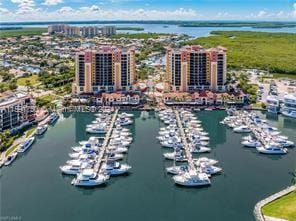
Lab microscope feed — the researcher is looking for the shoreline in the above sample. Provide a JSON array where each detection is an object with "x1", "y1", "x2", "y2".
[{"x1": 253, "y1": 185, "x2": 296, "y2": 221}]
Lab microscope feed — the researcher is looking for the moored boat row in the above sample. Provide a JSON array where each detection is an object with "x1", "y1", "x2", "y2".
[
  {"x1": 157, "y1": 108, "x2": 222, "y2": 187},
  {"x1": 221, "y1": 109, "x2": 293, "y2": 155},
  {"x1": 60, "y1": 109, "x2": 134, "y2": 187}
]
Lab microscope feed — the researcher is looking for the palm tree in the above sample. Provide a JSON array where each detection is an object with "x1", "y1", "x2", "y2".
[{"x1": 290, "y1": 169, "x2": 296, "y2": 186}]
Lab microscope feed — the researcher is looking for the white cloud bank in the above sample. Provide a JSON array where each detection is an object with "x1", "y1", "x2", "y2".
[{"x1": 1, "y1": 2, "x2": 296, "y2": 21}]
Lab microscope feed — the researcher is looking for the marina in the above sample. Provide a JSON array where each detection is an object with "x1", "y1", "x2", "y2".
[
  {"x1": 1, "y1": 110, "x2": 295, "y2": 221},
  {"x1": 221, "y1": 109, "x2": 294, "y2": 155},
  {"x1": 60, "y1": 108, "x2": 134, "y2": 187}
]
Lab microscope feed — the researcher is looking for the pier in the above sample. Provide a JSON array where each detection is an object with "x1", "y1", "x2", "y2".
[
  {"x1": 174, "y1": 110, "x2": 196, "y2": 170},
  {"x1": 94, "y1": 109, "x2": 119, "y2": 174}
]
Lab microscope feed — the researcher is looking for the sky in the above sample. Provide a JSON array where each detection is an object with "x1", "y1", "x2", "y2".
[{"x1": 0, "y1": 0, "x2": 295, "y2": 22}]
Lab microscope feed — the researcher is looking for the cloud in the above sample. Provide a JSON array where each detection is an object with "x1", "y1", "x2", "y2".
[
  {"x1": 11, "y1": 0, "x2": 36, "y2": 14},
  {"x1": 0, "y1": 7, "x2": 9, "y2": 14},
  {"x1": 257, "y1": 10, "x2": 267, "y2": 17},
  {"x1": 58, "y1": 6, "x2": 74, "y2": 13},
  {"x1": 42, "y1": 0, "x2": 63, "y2": 6}
]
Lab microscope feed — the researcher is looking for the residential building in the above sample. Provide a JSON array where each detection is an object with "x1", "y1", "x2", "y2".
[
  {"x1": 166, "y1": 45, "x2": 227, "y2": 92},
  {"x1": 0, "y1": 92, "x2": 35, "y2": 132},
  {"x1": 101, "y1": 26, "x2": 116, "y2": 36},
  {"x1": 73, "y1": 46, "x2": 136, "y2": 94},
  {"x1": 48, "y1": 24, "x2": 80, "y2": 36},
  {"x1": 80, "y1": 26, "x2": 99, "y2": 38}
]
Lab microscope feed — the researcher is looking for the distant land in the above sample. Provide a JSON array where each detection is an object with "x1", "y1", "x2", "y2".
[{"x1": 1, "y1": 21, "x2": 296, "y2": 29}]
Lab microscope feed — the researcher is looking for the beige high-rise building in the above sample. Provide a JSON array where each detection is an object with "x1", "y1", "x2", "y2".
[
  {"x1": 73, "y1": 47, "x2": 136, "y2": 95},
  {"x1": 166, "y1": 45, "x2": 227, "y2": 92}
]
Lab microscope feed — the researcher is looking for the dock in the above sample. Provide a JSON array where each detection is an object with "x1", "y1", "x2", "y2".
[
  {"x1": 174, "y1": 110, "x2": 196, "y2": 170},
  {"x1": 94, "y1": 108, "x2": 119, "y2": 174}
]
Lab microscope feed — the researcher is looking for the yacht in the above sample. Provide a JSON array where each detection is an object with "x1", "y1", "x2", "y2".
[
  {"x1": 281, "y1": 93, "x2": 296, "y2": 118},
  {"x1": 199, "y1": 163, "x2": 222, "y2": 175},
  {"x1": 281, "y1": 110, "x2": 296, "y2": 119},
  {"x1": 190, "y1": 145, "x2": 211, "y2": 153},
  {"x1": 36, "y1": 124, "x2": 48, "y2": 135},
  {"x1": 106, "y1": 152, "x2": 124, "y2": 161},
  {"x1": 72, "y1": 169, "x2": 109, "y2": 187},
  {"x1": 163, "y1": 151, "x2": 187, "y2": 162},
  {"x1": 60, "y1": 161, "x2": 93, "y2": 175},
  {"x1": 49, "y1": 112, "x2": 59, "y2": 124},
  {"x1": 100, "y1": 161, "x2": 131, "y2": 176},
  {"x1": 273, "y1": 138, "x2": 294, "y2": 147},
  {"x1": 256, "y1": 143, "x2": 288, "y2": 155},
  {"x1": 266, "y1": 96, "x2": 280, "y2": 114},
  {"x1": 4, "y1": 152, "x2": 18, "y2": 166},
  {"x1": 69, "y1": 150, "x2": 97, "y2": 159},
  {"x1": 18, "y1": 136, "x2": 35, "y2": 153},
  {"x1": 233, "y1": 125, "x2": 251, "y2": 133},
  {"x1": 241, "y1": 139, "x2": 262, "y2": 148},
  {"x1": 116, "y1": 117, "x2": 133, "y2": 126},
  {"x1": 194, "y1": 157, "x2": 218, "y2": 166},
  {"x1": 107, "y1": 146, "x2": 128, "y2": 154},
  {"x1": 86, "y1": 126, "x2": 107, "y2": 134},
  {"x1": 172, "y1": 170, "x2": 211, "y2": 187},
  {"x1": 166, "y1": 164, "x2": 189, "y2": 175},
  {"x1": 120, "y1": 112, "x2": 134, "y2": 118}
]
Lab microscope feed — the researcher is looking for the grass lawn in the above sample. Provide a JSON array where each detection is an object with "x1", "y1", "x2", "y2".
[
  {"x1": 5, "y1": 143, "x2": 19, "y2": 157},
  {"x1": 17, "y1": 74, "x2": 40, "y2": 86},
  {"x1": 26, "y1": 127, "x2": 36, "y2": 138},
  {"x1": 36, "y1": 94, "x2": 57, "y2": 107},
  {"x1": 0, "y1": 28, "x2": 47, "y2": 38},
  {"x1": 185, "y1": 31, "x2": 296, "y2": 77},
  {"x1": 262, "y1": 191, "x2": 296, "y2": 221},
  {"x1": 111, "y1": 32, "x2": 170, "y2": 39}
]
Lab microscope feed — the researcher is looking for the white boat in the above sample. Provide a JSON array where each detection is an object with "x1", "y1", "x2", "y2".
[
  {"x1": 233, "y1": 126, "x2": 251, "y2": 133},
  {"x1": 100, "y1": 161, "x2": 131, "y2": 176},
  {"x1": 36, "y1": 124, "x2": 48, "y2": 135},
  {"x1": 273, "y1": 139, "x2": 294, "y2": 147},
  {"x1": 163, "y1": 151, "x2": 187, "y2": 162},
  {"x1": 60, "y1": 161, "x2": 93, "y2": 175},
  {"x1": 172, "y1": 170, "x2": 211, "y2": 187},
  {"x1": 49, "y1": 112, "x2": 59, "y2": 124},
  {"x1": 190, "y1": 146, "x2": 211, "y2": 153},
  {"x1": 281, "y1": 110, "x2": 296, "y2": 119},
  {"x1": 4, "y1": 152, "x2": 18, "y2": 166},
  {"x1": 107, "y1": 146, "x2": 128, "y2": 153},
  {"x1": 72, "y1": 169, "x2": 109, "y2": 187},
  {"x1": 69, "y1": 150, "x2": 97, "y2": 159},
  {"x1": 120, "y1": 112, "x2": 134, "y2": 118},
  {"x1": 18, "y1": 136, "x2": 35, "y2": 153},
  {"x1": 241, "y1": 139, "x2": 262, "y2": 148},
  {"x1": 194, "y1": 157, "x2": 218, "y2": 166},
  {"x1": 256, "y1": 143, "x2": 288, "y2": 155},
  {"x1": 106, "y1": 152, "x2": 124, "y2": 161},
  {"x1": 199, "y1": 163, "x2": 222, "y2": 175},
  {"x1": 86, "y1": 126, "x2": 107, "y2": 134},
  {"x1": 166, "y1": 164, "x2": 189, "y2": 175}
]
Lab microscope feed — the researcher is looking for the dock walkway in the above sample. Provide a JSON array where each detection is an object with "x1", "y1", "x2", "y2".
[
  {"x1": 174, "y1": 110, "x2": 195, "y2": 170},
  {"x1": 94, "y1": 109, "x2": 119, "y2": 174}
]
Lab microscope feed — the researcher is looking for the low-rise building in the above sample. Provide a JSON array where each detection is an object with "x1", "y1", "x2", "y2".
[{"x1": 0, "y1": 91, "x2": 35, "y2": 132}]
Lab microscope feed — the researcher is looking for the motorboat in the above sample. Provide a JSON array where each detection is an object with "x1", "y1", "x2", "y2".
[
  {"x1": 60, "y1": 161, "x2": 93, "y2": 175},
  {"x1": 86, "y1": 126, "x2": 107, "y2": 134},
  {"x1": 190, "y1": 146, "x2": 211, "y2": 153},
  {"x1": 36, "y1": 124, "x2": 48, "y2": 135},
  {"x1": 69, "y1": 150, "x2": 97, "y2": 159},
  {"x1": 281, "y1": 110, "x2": 296, "y2": 119},
  {"x1": 172, "y1": 170, "x2": 211, "y2": 187},
  {"x1": 119, "y1": 112, "x2": 134, "y2": 118},
  {"x1": 163, "y1": 151, "x2": 187, "y2": 162},
  {"x1": 72, "y1": 143, "x2": 99, "y2": 152},
  {"x1": 233, "y1": 126, "x2": 251, "y2": 133},
  {"x1": 49, "y1": 112, "x2": 59, "y2": 124},
  {"x1": 256, "y1": 143, "x2": 288, "y2": 155},
  {"x1": 116, "y1": 117, "x2": 133, "y2": 126},
  {"x1": 166, "y1": 164, "x2": 189, "y2": 175},
  {"x1": 199, "y1": 163, "x2": 222, "y2": 175},
  {"x1": 4, "y1": 152, "x2": 18, "y2": 166},
  {"x1": 18, "y1": 136, "x2": 35, "y2": 153},
  {"x1": 100, "y1": 161, "x2": 131, "y2": 176},
  {"x1": 273, "y1": 139, "x2": 294, "y2": 147},
  {"x1": 72, "y1": 169, "x2": 109, "y2": 186},
  {"x1": 194, "y1": 157, "x2": 218, "y2": 166},
  {"x1": 241, "y1": 139, "x2": 262, "y2": 148},
  {"x1": 106, "y1": 152, "x2": 124, "y2": 161},
  {"x1": 107, "y1": 146, "x2": 128, "y2": 153}
]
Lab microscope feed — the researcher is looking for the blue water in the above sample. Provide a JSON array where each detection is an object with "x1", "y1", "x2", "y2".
[
  {"x1": 1, "y1": 111, "x2": 295, "y2": 221},
  {"x1": 1, "y1": 23, "x2": 296, "y2": 37}
]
